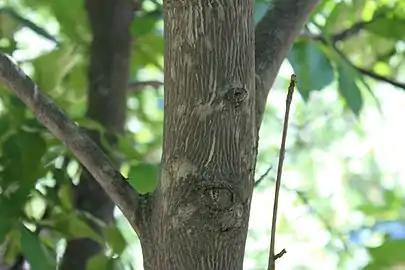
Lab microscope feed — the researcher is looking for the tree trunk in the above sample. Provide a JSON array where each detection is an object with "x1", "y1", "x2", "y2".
[
  {"x1": 60, "y1": 0, "x2": 133, "y2": 269},
  {"x1": 139, "y1": 1, "x2": 257, "y2": 269},
  {"x1": 0, "y1": 0, "x2": 320, "y2": 269}
]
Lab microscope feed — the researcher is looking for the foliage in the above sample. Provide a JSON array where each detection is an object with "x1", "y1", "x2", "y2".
[{"x1": 0, "y1": 0, "x2": 404, "y2": 269}]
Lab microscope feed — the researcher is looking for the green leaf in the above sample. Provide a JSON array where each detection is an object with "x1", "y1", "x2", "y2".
[
  {"x1": 337, "y1": 63, "x2": 363, "y2": 115},
  {"x1": 0, "y1": 7, "x2": 58, "y2": 43},
  {"x1": 50, "y1": 212, "x2": 104, "y2": 245},
  {"x1": 131, "y1": 15, "x2": 158, "y2": 37},
  {"x1": 101, "y1": 226, "x2": 127, "y2": 255},
  {"x1": 366, "y1": 18, "x2": 405, "y2": 41},
  {"x1": 58, "y1": 182, "x2": 74, "y2": 211},
  {"x1": 32, "y1": 45, "x2": 80, "y2": 93},
  {"x1": 0, "y1": 8, "x2": 22, "y2": 38},
  {"x1": 4, "y1": 229, "x2": 21, "y2": 265},
  {"x1": 0, "y1": 131, "x2": 47, "y2": 228},
  {"x1": 117, "y1": 134, "x2": 142, "y2": 160},
  {"x1": 368, "y1": 240, "x2": 405, "y2": 267},
  {"x1": 324, "y1": 2, "x2": 354, "y2": 33},
  {"x1": 288, "y1": 40, "x2": 334, "y2": 100},
  {"x1": 20, "y1": 225, "x2": 57, "y2": 270},
  {"x1": 22, "y1": 0, "x2": 90, "y2": 43},
  {"x1": 128, "y1": 163, "x2": 159, "y2": 194},
  {"x1": 86, "y1": 254, "x2": 115, "y2": 270}
]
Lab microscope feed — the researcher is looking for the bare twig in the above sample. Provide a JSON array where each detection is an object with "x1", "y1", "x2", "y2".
[
  {"x1": 255, "y1": 165, "x2": 273, "y2": 187},
  {"x1": 0, "y1": 53, "x2": 141, "y2": 233},
  {"x1": 274, "y1": 249, "x2": 287, "y2": 260},
  {"x1": 268, "y1": 74, "x2": 296, "y2": 270},
  {"x1": 255, "y1": 0, "x2": 320, "y2": 131},
  {"x1": 128, "y1": 80, "x2": 163, "y2": 92}
]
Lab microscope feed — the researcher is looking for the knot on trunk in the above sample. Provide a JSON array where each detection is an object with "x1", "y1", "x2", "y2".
[
  {"x1": 191, "y1": 179, "x2": 244, "y2": 232},
  {"x1": 225, "y1": 87, "x2": 248, "y2": 107}
]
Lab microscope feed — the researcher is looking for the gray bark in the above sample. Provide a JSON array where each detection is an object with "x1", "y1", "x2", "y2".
[
  {"x1": 141, "y1": 0, "x2": 257, "y2": 269},
  {"x1": 0, "y1": 0, "x2": 320, "y2": 269}
]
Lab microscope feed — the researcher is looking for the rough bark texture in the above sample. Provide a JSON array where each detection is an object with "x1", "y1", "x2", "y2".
[
  {"x1": 60, "y1": 0, "x2": 133, "y2": 269},
  {"x1": 140, "y1": 1, "x2": 256, "y2": 269},
  {"x1": 0, "y1": 0, "x2": 321, "y2": 269}
]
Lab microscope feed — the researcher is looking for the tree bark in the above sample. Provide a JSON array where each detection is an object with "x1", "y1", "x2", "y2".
[
  {"x1": 0, "y1": 0, "x2": 320, "y2": 269},
  {"x1": 139, "y1": 1, "x2": 257, "y2": 269},
  {"x1": 60, "y1": 0, "x2": 133, "y2": 269}
]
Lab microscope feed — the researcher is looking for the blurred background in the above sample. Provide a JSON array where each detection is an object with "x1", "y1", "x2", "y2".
[{"x1": 0, "y1": 0, "x2": 404, "y2": 269}]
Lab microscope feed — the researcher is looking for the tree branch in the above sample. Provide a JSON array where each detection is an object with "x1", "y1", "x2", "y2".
[
  {"x1": 333, "y1": 43, "x2": 405, "y2": 90},
  {"x1": 128, "y1": 80, "x2": 163, "y2": 92},
  {"x1": 255, "y1": 0, "x2": 320, "y2": 130},
  {"x1": 0, "y1": 53, "x2": 141, "y2": 233},
  {"x1": 268, "y1": 74, "x2": 296, "y2": 270},
  {"x1": 308, "y1": 31, "x2": 405, "y2": 91}
]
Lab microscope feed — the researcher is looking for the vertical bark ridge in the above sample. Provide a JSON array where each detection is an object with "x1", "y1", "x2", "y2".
[{"x1": 148, "y1": 0, "x2": 256, "y2": 269}]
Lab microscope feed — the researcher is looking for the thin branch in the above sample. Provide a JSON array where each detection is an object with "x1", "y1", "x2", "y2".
[
  {"x1": 0, "y1": 53, "x2": 141, "y2": 233},
  {"x1": 128, "y1": 80, "x2": 163, "y2": 92},
  {"x1": 329, "y1": 17, "x2": 382, "y2": 43},
  {"x1": 268, "y1": 74, "x2": 296, "y2": 270},
  {"x1": 274, "y1": 249, "x2": 287, "y2": 260},
  {"x1": 308, "y1": 32, "x2": 405, "y2": 91},
  {"x1": 255, "y1": 0, "x2": 320, "y2": 131},
  {"x1": 255, "y1": 165, "x2": 273, "y2": 187},
  {"x1": 336, "y1": 46, "x2": 405, "y2": 90},
  {"x1": 354, "y1": 66, "x2": 405, "y2": 90}
]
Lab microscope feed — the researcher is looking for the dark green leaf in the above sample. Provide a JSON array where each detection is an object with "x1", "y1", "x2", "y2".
[
  {"x1": 128, "y1": 163, "x2": 158, "y2": 194},
  {"x1": 20, "y1": 225, "x2": 57, "y2": 270},
  {"x1": 288, "y1": 40, "x2": 334, "y2": 100},
  {"x1": 337, "y1": 63, "x2": 363, "y2": 115},
  {"x1": 131, "y1": 15, "x2": 158, "y2": 37}
]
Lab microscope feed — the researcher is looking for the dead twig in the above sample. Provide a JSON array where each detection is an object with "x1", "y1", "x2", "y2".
[
  {"x1": 255, "y1": 165, "x2": 273, "y2": 187},
  {"x1": 268, "y1": 74, "x2": 296, "y2": 270}
]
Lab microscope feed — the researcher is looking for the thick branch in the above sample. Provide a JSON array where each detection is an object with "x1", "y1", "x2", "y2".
[
  {"x1": 255, "y1": 0, "x2": 320, "y2": 130},
  {"x1": 0, "y1": 53, "x2": 140, "y2": 232}
]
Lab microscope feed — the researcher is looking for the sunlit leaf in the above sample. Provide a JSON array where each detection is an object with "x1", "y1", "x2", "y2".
[
  {"x1": 368, "y1": 240, "x2": 405, "y2": 267},
  {"x1": 128, "y1": 163, "x2": 158, "y2": 194}
]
